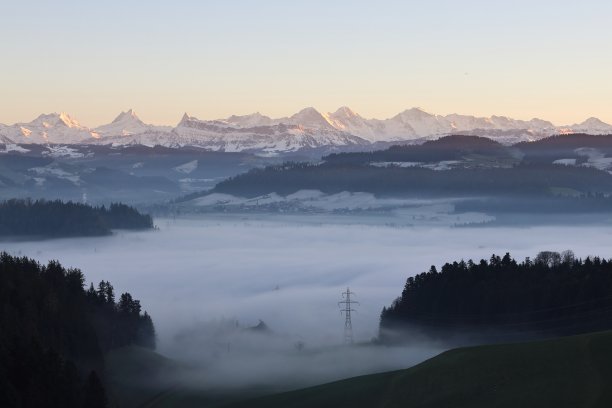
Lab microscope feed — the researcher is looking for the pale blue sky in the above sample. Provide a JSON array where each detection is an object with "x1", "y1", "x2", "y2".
[{"x1": 1, "y1": 0, "x2": 611, "y2": 126}]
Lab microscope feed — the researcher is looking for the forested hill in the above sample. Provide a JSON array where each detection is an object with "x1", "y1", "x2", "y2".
[
  {"x1": 207, "y1": 134, "x2": 612, "y2": 200},
  {"x1": 327, "y1": 133, "x2": 612, "y2": 166},
  {"x1": 0, "y1": 253, "x2": 155, "y2": 408},
  {"x1": 212, "y1": 162, "x2": 612, "y2": 198},
  {"x1": 0, "y1": 199, "x2": 153, "y2": 238},
  {"x1": 323, "y1": 135, "x2": 515, "y2": 165},
  {"x1": 380, "y1": 251, "x2": 612, "y2": 345}
]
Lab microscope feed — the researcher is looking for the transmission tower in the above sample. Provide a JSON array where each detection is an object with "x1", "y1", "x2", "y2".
[{"x1": 338, "y1": 287, "x2": 359, "y2": 344}]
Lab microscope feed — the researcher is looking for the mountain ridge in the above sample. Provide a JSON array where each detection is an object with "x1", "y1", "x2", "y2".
[{"x1": 1, "y1": 107, "x2": 611, "y2": 152}]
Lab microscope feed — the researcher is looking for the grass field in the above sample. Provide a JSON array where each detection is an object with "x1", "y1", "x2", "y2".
[
  {"x1": 105, "y1": 346, "x2": 278, "y2": 408},
  {"x1": 107, "y1": 330, "x2": 612, "y2": 408},
  {"x1": 105, "y1": 346, "x2": 182, "y2": 408}
]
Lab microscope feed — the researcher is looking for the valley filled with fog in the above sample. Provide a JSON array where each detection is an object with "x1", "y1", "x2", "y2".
[{"x1": 3, "y1": 215, "x2": 611, "y2": 390}]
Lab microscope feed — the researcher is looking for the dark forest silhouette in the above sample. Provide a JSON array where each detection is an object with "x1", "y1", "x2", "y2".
[
  {"x1": 208, "y1": 134, "x2": 612, "y2": 201},
  {"x1": 213, "y1": 161, "x2": 612, "y2": 198},
  {"x1": 0, "y1": 253, "x2": 155, "y2": 407},
  {"x1": 0, "y1": 199, "x2": 153, "y2": 237},
  {"x1": 380, "y1": 251, "x2": 612, "y2": 344}
]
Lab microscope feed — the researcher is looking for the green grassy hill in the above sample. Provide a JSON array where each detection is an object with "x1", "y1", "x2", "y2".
[
  {"x1": 105, "y1": 347, "x2": 270, "y2": 408},
  {"x1": 105, "y1": 346, "x2": 182, "y2": 408},
  {"x1": 106, "y1": 330, "x2": 612, "y2": 408},
  {"x1": 224, "y1": 330, "x2": 612, "y2": 408}
]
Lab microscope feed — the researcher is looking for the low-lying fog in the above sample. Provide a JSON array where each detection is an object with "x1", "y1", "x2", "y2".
[{"x1": 4, "y1": 215, "x2": 612, "y2": 389}]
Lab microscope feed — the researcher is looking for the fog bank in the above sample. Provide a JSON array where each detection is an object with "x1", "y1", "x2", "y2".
[{"x1": 3, "y1": 215, "x2": 609, "y2": 387}]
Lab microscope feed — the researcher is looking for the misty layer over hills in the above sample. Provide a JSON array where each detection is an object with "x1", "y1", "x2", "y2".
[
  {"x1": 5, "y1": 133, "x2": 612, "y2": 210},
  {"x1": 2, "y1": 217, "x2": 611, "y2": 388},
  {"x1": 1, "y1": 107, "x2": 612, "y2": 152}
]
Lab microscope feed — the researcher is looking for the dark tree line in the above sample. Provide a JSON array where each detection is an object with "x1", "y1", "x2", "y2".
[
  {"x1": 380, "y1": 251, "x2": 612, "y2": 344},
  {"x1": 516, "y1": 133, "x2": 612, "y2": 165},
  {"x1": 324, "y1": 135, "x2": 512, "y2": 165},
  {"x1": 212, "y1": 161, "x2": 612, "y2": 198},
  {"x1": 209, "y1": 133, "x2": 612, "y2": 202},
  {"x1": 0, "y1": 199, "x2": 154, "y2": 237},
  {"x1": 0, "y1": 252, "x2": 155, "y2": 408},
  {"x1": 326, "y1": 133, "x2": 612, "y2": 167}
]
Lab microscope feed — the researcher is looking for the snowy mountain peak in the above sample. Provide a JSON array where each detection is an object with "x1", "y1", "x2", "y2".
[
  {"x1": 58, "y1": 112, "x2": 83, "y2": 128},
  {"x1": 94, "y1": 109, "x2": 169, "y2": 138},
  {"x1": 579, "y1": 117, "x2": 610, "y2": 127},
  {"x1": 0, "y1": 112, "x2": 97, "y2": 144},
  {"x1": 564, "y1": 117, "x2": 612, "y2": 135},
  {"x1": 179, "y1": 113, "x2": 192, "y2": 126},
  {"x1": 408, "y1": 107, "x2": 428, "y2": 114},
  {"x1": 28, "y1": 113, "x2": 51, "y2": 128},
  {"x1": 332, "y1": 106, "x2": 361, "y2": 119},
  {"x1": 29, "y1": 112, "x2": 85, "y2": 129},
  {"x1": 288, "y1": 107, "x2": 334, "y2": 129},
  {"x1": 395, "y1": 107, "x2": 435, "y2": 120},
  {"x1": 293, "y1": 107, "x2": 322, "y2": 117},
  {"x1": 529, "y1": 118, "x2": 555, "y2": 128},
  {"x1": 111, "y1": 109, "x2": 142, "y2": 124},
  {"x1": 224, "y1": 112, "x2": 274, "y2": 128}
]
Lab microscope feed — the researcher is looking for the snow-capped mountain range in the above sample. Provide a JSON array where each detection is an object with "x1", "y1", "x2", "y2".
[
  {"x1": 1, "y1": 107, "x2": 611, "y2": 153},
  {"x1": 94, "y1": 109, "x2": 172, "y2": 137},
  {"x1": 0, "y1": 112, "x2": 98, "y2": 144}
]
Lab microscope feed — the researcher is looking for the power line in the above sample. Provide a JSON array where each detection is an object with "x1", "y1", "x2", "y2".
[{"x1": 339, "y1": 287, "x2": 359, "y2": 344}]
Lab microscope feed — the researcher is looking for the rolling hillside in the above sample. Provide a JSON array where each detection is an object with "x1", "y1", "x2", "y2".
[
  {"x1": 224, "y1": 330, "x2": 612, "y2": 408},
  {"x1": 107, "y1": 331, "x2": 612, "y2": 408}
]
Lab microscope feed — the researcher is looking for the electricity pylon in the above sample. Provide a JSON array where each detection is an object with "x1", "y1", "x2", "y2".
[{"x1": 339, "y1": 287, "x2": 359, "y2": 344}]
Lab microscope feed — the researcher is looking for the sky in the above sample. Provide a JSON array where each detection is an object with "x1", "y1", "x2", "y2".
[{"x1": 1, "y1": 0, "x2": 611, "y2": 127}]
